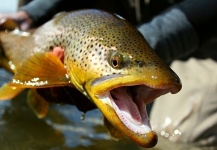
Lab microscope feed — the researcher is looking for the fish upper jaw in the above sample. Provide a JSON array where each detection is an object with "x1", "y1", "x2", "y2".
[{"x1": 90, "y1": 73, "x2": 181, "y2": 96}]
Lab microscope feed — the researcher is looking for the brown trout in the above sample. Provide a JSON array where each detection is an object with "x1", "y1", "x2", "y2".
[{"x1": 0, "y1": 9, "x2": 181, "y2": 148}]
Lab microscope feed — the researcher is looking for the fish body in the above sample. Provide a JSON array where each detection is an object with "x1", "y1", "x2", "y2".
[{"x1": 0, "y1": 9, "x2": 181, "y2": 148}]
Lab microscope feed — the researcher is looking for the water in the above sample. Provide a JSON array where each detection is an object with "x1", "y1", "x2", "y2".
[{"x1": 0, "y1": 69, "x2": 214, "y2": 150}]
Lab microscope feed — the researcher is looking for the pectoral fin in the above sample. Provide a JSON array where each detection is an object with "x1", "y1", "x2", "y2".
[
  {"x1": 0, "y1": 83, "x2": 24, "y2": 100},
  {"x1": 27, "y1": 89, "x2": 49, "y2": 118},
  {"x1": 103, "y1": 117, "x2": 125, "y2": 140},
  {"x1": 9, "y1": 52, "x2": 71, "y2": 88}
]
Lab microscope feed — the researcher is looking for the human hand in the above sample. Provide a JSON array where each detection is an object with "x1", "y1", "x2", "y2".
[{"x1": 0, "y1": 10, "x2": 33, "y2": 31}]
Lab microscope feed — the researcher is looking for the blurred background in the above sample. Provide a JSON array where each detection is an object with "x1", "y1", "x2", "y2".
[{"x1": 0, "y1": 0, "x2": 23, "y2": 13}]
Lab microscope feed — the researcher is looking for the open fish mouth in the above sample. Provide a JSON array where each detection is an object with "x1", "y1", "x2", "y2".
[
  {"x1": 103, "y1": 85, "x2": 169, "y2": 134},
  {"x1": 87, "y1": 73, "x2": 181, "y2": 147}
]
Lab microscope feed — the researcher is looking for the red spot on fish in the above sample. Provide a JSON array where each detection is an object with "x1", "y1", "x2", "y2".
[{"x1": 52, "y1": 47, "x2": 64, "y2": 62}]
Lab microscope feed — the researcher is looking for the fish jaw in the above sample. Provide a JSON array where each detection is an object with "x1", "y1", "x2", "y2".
[{"x1": 85, "y1": 73, "x2": 181, "y2": 148}]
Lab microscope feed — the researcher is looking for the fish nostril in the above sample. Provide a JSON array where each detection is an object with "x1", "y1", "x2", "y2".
[
  {"x1": 134, "y1": 60, "x2": 145, "y2": 68},
  {"x1": 138, "y1": 61, "x2": 145, "y2": 68}
]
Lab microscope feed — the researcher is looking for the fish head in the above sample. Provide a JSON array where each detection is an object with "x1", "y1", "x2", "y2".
[{"x1": 65, "y1": 10, "x2": 182, "y2": 148}]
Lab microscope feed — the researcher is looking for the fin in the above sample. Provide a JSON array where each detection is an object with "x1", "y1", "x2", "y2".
[
  {"x1": 27, "y1": 89, "x2": 49, "y2": 119},
  {"x1": 103, "y1": 117, "x2": 125, "y2": 140},
  {"x1": 0, "y1": 83, "x2": 24, "y2": 100},
  {"x1": 9, "y1": 52, "x2": 71, "y2": 88}
]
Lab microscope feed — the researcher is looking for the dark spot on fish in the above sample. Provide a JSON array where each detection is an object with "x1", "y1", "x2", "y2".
[{"x1": 49, "y1": 46, "x2": 53, "y2": 50}]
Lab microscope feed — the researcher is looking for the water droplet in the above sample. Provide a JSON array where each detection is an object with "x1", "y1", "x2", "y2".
[
  {"x1": 174, "y1": 129, "x2": 182, "y2": 135},
  {"x1": 161, "y1": 131, "x2": 165, "y2": 136},
  {"x1": 165, "y1": 133, "x2": 169, "y2": 138},
  {"x1": 80, "y1": 112, "x2": 86, "y2": 120}
]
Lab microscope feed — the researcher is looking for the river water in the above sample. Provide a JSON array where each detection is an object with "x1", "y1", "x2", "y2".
[{"x1": 0, "y1": 69, "x2": 213, "y2": 150}]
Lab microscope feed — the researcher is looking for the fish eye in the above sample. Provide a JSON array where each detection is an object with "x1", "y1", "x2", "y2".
[
  {"x1": 111, "y1": 56, "x2": 120, "y2": 68},
  {"x1": 108, "y1": 51, "x2": 131, "y2": 69}
]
